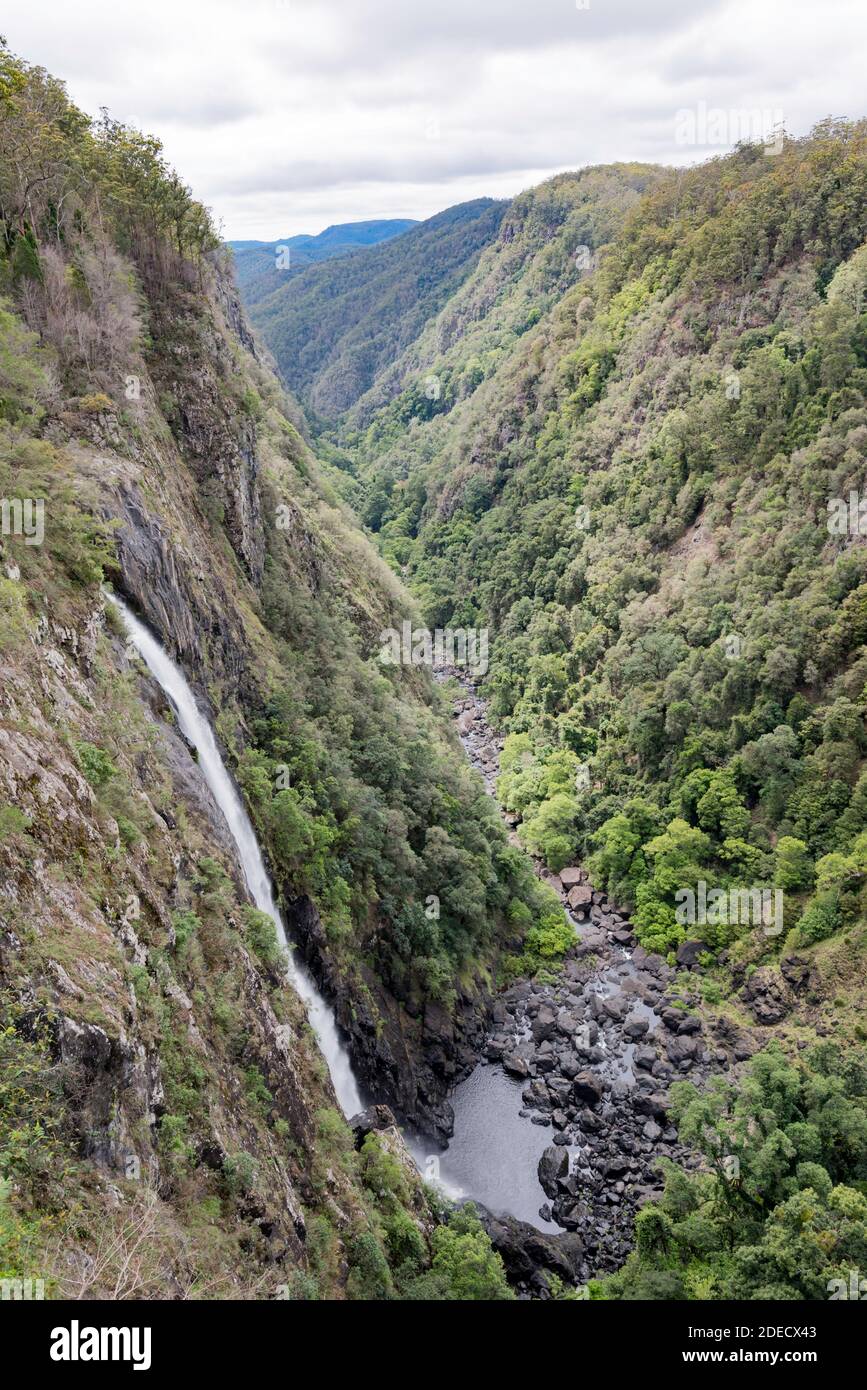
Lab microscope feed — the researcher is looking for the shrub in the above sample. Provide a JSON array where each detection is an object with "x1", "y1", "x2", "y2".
[
  {"x1": 221, "y1": 1151, "x2": 258, "y2": 1197},
  {"x1": 796, "y1": 890, "x2": 842, "y2": 945},
  {"x1": 171, "y1": 909, "x2": 201, "y2": 952},
  {"x1": 346, "y1": 1230, "x2": 394, "y2": 1300},
  {"x1": 426, "y1": 1206, "x2": 514, "y2": 1300},
  {"x1": 74, "y1": 741, "x2": 117, "y2": 789},
  {"x1": 240, "y1": 905, "x2": 284, "y2": 972},
  {"x1": 525, "y1": 911, "x2": 575, "y2": 960}
]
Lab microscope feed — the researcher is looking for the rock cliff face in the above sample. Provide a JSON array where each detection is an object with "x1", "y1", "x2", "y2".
[
  {"x1": 91, "y1": 265, "x2": 498, "y2": 1147},
  {"x1": 146, "y1": 283, "x2": 266, "y2": 586},
  {"x1": 0, "y1": 239, "x2": 458, "y2": 1297},
  {"x1": 1, "y1": 598, "x2": 318, "y2": 1292},
  {"x1": 286, "y1": 893, "x2": 489, "y2": 1140}
]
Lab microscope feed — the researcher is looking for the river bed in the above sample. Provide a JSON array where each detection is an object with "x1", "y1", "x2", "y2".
[{"x1": 435, "y1": 1064, "x2": 562, "y2": 1230}]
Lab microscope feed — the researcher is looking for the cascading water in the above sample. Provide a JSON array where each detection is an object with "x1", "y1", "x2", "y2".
[
  {"x1": 109, "y1": 592, "x2": 563, "y2": 1232},
  {"x1": 108, "y1": 592, "x2": 364, "y2": 1119}
]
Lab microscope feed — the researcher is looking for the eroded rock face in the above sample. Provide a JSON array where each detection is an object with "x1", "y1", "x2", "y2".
[
  {"x1": 113, "y1": 486, "x2": 205, "y2": 673},
  {"x1": 110, "y1": 481, "x2": 259, "y2": 714},
  {"x1": 741, "y1": 967, "x2": 792, "y2": 1024},
  {"x1": 147, "y1": 286, "x2": 266, "y2": 587},
  {"x1": 475, "y1": 1206, "x2": 584, "y2": 1295},
  {"x1": 284, "y1": 893, "x2": 489, "y2": 1143},
  {"x1": 780, "y1": 955, "x2": 817, "y2": 996}
]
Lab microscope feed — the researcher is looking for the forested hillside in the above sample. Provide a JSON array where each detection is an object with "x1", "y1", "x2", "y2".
[
  {"x1": 354, "y1": 165, "x2": 663, "y2": 433},
  {"x1": 228, "y1": 219, "x2": 417, "y2": 309},
  {"x1": 248, "y1": 198, "x2": 507, "y2": 420},
  {"x1": 354, "y1": 124, "x2": 867, "y2": 966},
  {"x1": 0, "y1": 43, "x2": 543, "y2": 1299},
  {"x1": 271, "y1": 124, "x2": 867, "y2": 1299}
]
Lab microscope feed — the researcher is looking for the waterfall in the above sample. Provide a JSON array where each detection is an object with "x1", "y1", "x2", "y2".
[{"x1": 108, "y1": 592, "x2": 364, "y2": 1119}]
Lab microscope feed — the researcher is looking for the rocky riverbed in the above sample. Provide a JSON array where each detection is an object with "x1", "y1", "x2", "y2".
[{"x1": 439, "y1": 670, "x2": 761, "y2": 1282}]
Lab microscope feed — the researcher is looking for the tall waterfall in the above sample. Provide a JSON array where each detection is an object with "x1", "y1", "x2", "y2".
[{"x1": 108, "y1": 593, "x2": 364, "y2": 1119}]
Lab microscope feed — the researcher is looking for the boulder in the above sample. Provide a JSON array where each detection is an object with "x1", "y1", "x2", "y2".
[
  {"x1": 603, "y1": 1155, "x2": 631, "y2": 1178},
  {"x1": 676, "y1": 940, "x2": 709, "y2": 969},
  {"x1": 666, "y1": 1034, "x2": 700, "y2": 1068},
  {"x1": 623, "y1": 1012, "x2": 650, "y2": 1040},
  {"x1": 503, "y1": 1050, "x2": 531, "y2": 1078},
  {"x1": 634, "y1": 1092, "x2": 669, "y2": 1123},
  {"x1": 559, "y1": 867, "x2": 584, "y2": 888},
  {"x1": 480, "y1": 1209, "x2": 584, "y2": 1284},
  {"x1": 531, "y1": 1004, "x2": 558, "y2": 1043},
  {"x1": 601, "y1": 994, "x2": 627, "y2": 1022},
  {"x1": 572, "y1": 1072, "x2": 603, "y2": 1106},
  {"x1": 538, "y1": 1144, "x2": 570, "y2": 1198},
  {"x1": 677, "y1": 1014, "x2": 702, "y2": 1035}
]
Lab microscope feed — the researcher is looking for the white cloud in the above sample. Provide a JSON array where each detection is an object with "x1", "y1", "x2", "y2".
[{"x1": 5, "y1": 0, "x2": 865, "y2": 238}]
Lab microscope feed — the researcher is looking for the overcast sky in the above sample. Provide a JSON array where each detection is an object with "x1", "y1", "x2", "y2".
[{"x1": 6, "y1": 0, "x2": 866, "y2": 240}]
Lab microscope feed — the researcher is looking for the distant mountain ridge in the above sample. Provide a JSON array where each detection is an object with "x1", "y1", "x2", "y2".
[
  {"x1": 228, "y1": 218, "x2": 417, "y2": 305},
  {"x1": 229, "y1": 217, "x2": 418, "y2": 253},
  {"x1": 246, "y1": 197, "x2": 508, "y2": 419}
]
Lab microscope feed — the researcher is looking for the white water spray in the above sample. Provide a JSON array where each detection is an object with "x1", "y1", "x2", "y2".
[{"x1": 108, "y1": 592, "x2": 364, "y2": 1118}]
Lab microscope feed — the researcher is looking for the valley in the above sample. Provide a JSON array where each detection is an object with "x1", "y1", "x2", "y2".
[
  {"x1": 1, "y1": 33, "x2": 867, "y2": 1306},
  {"x1": 236, "y1": 116, "x2": 867, "y2": 1299}
]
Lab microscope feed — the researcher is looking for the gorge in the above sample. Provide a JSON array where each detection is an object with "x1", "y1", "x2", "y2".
[
  {"x1": 106, "y1": 588, "x2": 596, "y2": 1273},
  {"x1": 2, "y1": 34, "x2": 867, "y2": 1304},
  {"x1": 102, "y1": 581, "x2": 760, "y2": 1286}
]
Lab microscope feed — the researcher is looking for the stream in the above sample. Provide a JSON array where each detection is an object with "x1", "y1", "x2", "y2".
[{"x1": 432, "y1": 671, "x2": 727, "y2": 1273}]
